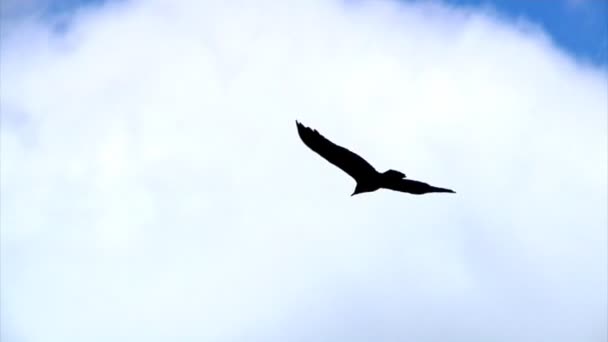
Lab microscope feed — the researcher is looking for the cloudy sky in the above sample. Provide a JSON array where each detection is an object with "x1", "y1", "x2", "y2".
[{"x1": 1, "y1": 0, "x2": 606, "y2": 341}]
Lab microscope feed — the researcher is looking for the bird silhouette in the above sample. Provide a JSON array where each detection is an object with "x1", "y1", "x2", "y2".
[{"x1": 296, "y1": 121, "x2": 455, "y2": 196}]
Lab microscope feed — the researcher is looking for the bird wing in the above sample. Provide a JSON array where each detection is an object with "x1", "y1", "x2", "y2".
[
  {"x1": 383, "y1": 178, "x2": 455, "y2": 194},
  {"x1": 296, "y1": 121, "x2": 377, "y2": 181}
]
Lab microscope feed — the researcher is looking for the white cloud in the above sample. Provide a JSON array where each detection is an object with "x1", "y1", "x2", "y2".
[{"x1": 1, "y1": 0, "x2": 606, "y2": 341}]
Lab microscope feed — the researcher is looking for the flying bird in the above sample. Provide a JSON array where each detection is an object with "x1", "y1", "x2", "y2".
[{"x1": 296, "y1": 121, "x2": 455, "y2": 196}]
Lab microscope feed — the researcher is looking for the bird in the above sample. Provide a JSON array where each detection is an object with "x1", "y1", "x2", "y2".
[{"x1": 295, "y1": 121, "x2": 455, "y2": 196}]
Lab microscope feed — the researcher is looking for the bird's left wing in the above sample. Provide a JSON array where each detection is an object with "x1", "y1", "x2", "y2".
[{"x1": 296, "y1": 121, "x2": 377, "y2": 181}]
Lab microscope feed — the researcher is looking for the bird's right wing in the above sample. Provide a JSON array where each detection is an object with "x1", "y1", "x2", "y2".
[
  {"x1": 296, "y1": 121, "x2": 377, "y2": 181},
  {"x1": 384, "y1": 178, "x2": 455, "y2": 195}
]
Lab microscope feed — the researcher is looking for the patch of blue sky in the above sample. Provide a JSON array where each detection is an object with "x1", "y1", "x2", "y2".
[
  {"x1": 1, "y1": 0, "x2": 108, "y2": 34},
  {"x1": 4, "y1": 0, "x2": 607, "y2": 67},
  {"x1": 423, "y1": 0, "x2": 607, "y2": 67}
]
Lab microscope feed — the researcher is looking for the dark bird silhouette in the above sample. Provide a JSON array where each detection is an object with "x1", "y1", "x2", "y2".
[{"x1": 296, "y1": 121, "x2": 455, "y2": 196}]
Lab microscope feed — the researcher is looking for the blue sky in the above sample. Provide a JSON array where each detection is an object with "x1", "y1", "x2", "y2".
[
  {"x1": 4, "y1": 0, "x2": 607, "y2": 67},
  {"x1": 1, "y1": 1, "x2": 606, "y2": 341},
  {"x1": 435, "y1": 0, "x2": 608, "y2": 67}
]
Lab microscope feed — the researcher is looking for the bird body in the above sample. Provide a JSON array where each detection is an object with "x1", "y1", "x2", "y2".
[{"x1": 295, "y1": 121, "x2": 455, "y2": 196}]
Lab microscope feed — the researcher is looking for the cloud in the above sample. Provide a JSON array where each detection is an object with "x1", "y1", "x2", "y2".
[{"x1": 1, "y1": 0, "x2": 606, "y2": 341}]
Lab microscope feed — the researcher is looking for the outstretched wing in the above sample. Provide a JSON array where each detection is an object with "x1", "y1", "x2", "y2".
[
  {"x1": 296, "y1": 121, "x2": 377, "y2": 181},
  {"x1": 383, "y1": 178, "x2": 455, "y2": 195}
]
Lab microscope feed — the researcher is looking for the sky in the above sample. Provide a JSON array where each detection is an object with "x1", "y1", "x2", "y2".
[
  {"x1": 1, "y1": 0, "x2": 607, "y2": 341},
  {"x1": 432, "y1": 0, "x2": 608, "y2": 67}
]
